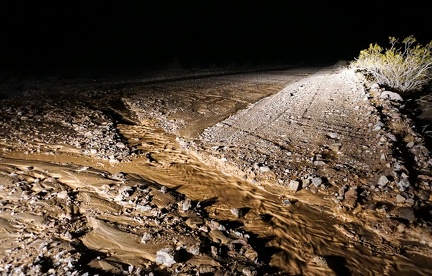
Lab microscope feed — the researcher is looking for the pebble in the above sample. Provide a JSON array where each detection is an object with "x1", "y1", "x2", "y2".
[{"x1": 327, "y1": 132, "x2": 340, "y2": 139}]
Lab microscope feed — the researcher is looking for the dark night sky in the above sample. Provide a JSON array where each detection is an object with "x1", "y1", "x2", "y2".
[{"x1": 1, "y1": 1, "x2": 431, "y2": 78}]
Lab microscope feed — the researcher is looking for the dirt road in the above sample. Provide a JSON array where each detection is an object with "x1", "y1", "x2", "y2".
[{"x1": 0, "y1": 65, "x2": 431, "y2": 275}]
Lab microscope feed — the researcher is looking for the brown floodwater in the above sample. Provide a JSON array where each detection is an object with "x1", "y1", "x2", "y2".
[
  {"x1": 1, "y1": 68, "x2": 432, "y2": 275},
  {"x1": 3, "y1": 118, "x2": 431, "y2": 275}
]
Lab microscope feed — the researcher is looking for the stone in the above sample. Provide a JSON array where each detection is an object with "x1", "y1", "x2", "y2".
[
  {"x1": 155, "y1": 248, "x2": 176, "y2": 267},
  {"x1": 329, "y1": 143, "x2": 342, "y2": 152},
  {"x1": 312, "y1": 255, "x2": 328, "y2": 267},
  {"x1": 140, "y1": 232, "x2": 152, "y2": 244},
  {"x1": 181, "y1": 199, "x2": 192, "y2": 211},
  {"x1": 313, "y1": 160, "x2": 326, "y2": 166},
  {"x1": 259, "y1": 166, "x2": 271, "y2": 173},
  {"x1": 397, "y1": 207, "x2": 416, "y2": 223},
  {"x1": 287, "y1": 180, "x2": 300, "y2": 192},
  {"x1": 370, "y1": 83, "x2": 380, "y2": 89},
  {"x1": 186, "y1": 217, "x2": 204, "y2": 229},
  {"x1": 302, "y1": 178, "x2": 311, "y2": 187},
  {"x1": 56, "y1": 191, "x2": 68, "y2": 199},
  {"x1": 242, "y1": 266, "x2": 257, "y2": 276},
  {"x1": 377, "y1": 175, "x2": 389, "y2": 187},
  {"x1": 230, "y1": 208, "x2": 240, "y2": 218},
  {"x1": 380, "y1": 91, "x2": 403, "y2": 102},
  {"x1": 419, "y1": 190, "x2": 431, "y2": 201},
  {"x1": 311, "y1": 177, "x2": 323, "y2": 187},
  {"x1": 187, "y1": 244, "x2": 201, "y2": 256},
  {"x1": 327, "y1": 132, "x2": 340, "y2": 139},
  {"x1": 344, "y1": 186, "x2": 358, "y2": 209},
  {"x1": 395, "y1": 194, "x2": 406, "y2": 204},
  {"x1": 386, "y1": 133, "x2": 397, "y2": 142},
  {"x1": 397, "y1": 178, "x2": 411, "y2": 190}
]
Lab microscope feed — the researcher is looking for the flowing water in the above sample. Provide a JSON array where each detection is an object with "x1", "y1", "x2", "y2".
[{"x1": 1, "y1": 68, "x2": 432, "y2": 275}]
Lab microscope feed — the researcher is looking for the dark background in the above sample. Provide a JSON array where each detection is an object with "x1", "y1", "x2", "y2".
[{"x1": 1, "y1": 1, "x2": 431, "y2": 79}]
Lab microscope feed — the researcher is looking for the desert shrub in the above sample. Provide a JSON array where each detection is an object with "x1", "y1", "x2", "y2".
[{"x1": 350, "y1": 35, "x2": 432, "y2": 93}]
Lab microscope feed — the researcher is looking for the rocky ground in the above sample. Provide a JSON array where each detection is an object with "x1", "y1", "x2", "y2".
[
  {"x1": 0, "y1": 64, "x2": 432, "y2": 275},
  {"x1": 186, "y1": 67, "x2": 432, "y2": 241}
]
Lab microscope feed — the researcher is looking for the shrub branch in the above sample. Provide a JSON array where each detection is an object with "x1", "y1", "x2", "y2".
[{"x1": 351, "y1": 35, "x2": 432, "y2": 93}]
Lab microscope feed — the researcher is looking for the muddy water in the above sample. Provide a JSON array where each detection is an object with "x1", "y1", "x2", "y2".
[
  {"x1": 1, "y1": 69, "x2": 432, "y2": 275},
  {"x1": 117, "y1": 123, "x2": 432, "y2": 275},
  {"x1": 3, "y1": 119, "x2": 430, "y2": 275}
]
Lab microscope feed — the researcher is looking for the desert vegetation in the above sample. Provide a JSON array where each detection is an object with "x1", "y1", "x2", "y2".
[{"x1": 350, "y1": 35, "x2": 432, "y2": 93}]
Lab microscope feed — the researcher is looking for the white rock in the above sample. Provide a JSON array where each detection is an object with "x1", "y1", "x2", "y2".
[
  {"x1": 380, "y1": 91, "x2": 403, "y2": 102},
  {"x1": 397, "y1": 178, "x2": 411, "y2": 189},
  {"x1": 311, "y1": 177, "x2": 322, "y2": 187},
  {"x1": 56, "y1": 191, "x2": 68, "y2": 199},
  {"x1": 259, "y1": 166, "x2": 271, "y2": 173},
  {"x1": 396, "y1": 194, "x2": 405, "y2": 203},
  {"x1": 377, "y1": 175, "x2": 389, "y2": 187},
  {"x1": 155, "y1": 248, "x2": 176, "y2": 267},
  {"x1": 287, "y1": 180, "x2": 300, "y2": 192},
  {"x1": 182, "y1": 199, "x2": 192, "y2": 211},
  {"x1": 327, "y1": 132, "x2": 339, "y2": 139}
]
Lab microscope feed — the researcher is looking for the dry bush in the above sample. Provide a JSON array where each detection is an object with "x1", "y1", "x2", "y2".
[{"x1": 350, "y1": 35, "x2": 432, "y2": 93}]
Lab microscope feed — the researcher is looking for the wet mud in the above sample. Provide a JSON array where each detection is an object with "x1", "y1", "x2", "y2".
[{"x1": 0, "y1": 66, "x2": 431, "y2": 275}]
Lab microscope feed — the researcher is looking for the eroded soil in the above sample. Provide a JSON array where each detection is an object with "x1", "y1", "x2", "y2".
[{"x1": 0, "y1": 66, "x2": 431, "y2": 275}]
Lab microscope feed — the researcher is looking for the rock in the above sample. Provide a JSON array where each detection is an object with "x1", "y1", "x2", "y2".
[
  {"x1": 199, "y1": 265, "x2": 216, "y2": 274},
  {"x1": 155, "y1": 248, "x2": 176, "y2": 267},
  {"x1": 242, "y1": 266, "x2": 257, "y2": 276},
  {"x1": 329, "y1": 143, "x2": 342, "y2": 152},
  {"x1": 395, "y1": 194, "x2": 406, "y2": 204},
  {"x1": 343, "y1": 186, "x2": 358, "y2": 209},
  {"x1": 313, "y1": 160, "x2": 326, "y2": 166},
  {"x1": 259, "y1": 166, "x2": 271, "y2": 173},
  {"x1": 397, "y1": 178, "x2": 411, "y2": 190},
  {"x1": 377, "y1": 175, "x2": 389, "y2": 187},
  {"x1": 187, "y1": 244, "x2": 201, "y2": 256},
  {"x1": 56, "y1": 191, "x2": 68, "y2": 199},
  {"x1": 327, "y1": 132, "x2": 340, "y2": 140},
  {"x1": 287, "y1": 180, "x2": 300, "y2": 192},
  {"x1": 181, "y1": 199, "x2": 192, "y2": 211},
  {"x1": 186, "y1": 217, "x2": 204, "y2": 229},
  {"x1": 338, "y1": 185, "x2": 348, "y2": 199},
  {"x1": 243, "y1": 247, "x2": 258, "y2": 262},
  {"x1": 230, "y1": 208, "x2": 240, "y2": 218},
  {"x1": 302, "y1": 178, "x2": 311, "y2": 187},
  {"x1": 371, "y1": 83, "x2": 380, "y2": 89},
  {"x1": 140, "y1": 232, "x2": 152, "y2": 244},
  {"x1": 312, "y1": 255, "x2": 328, "y2": 267},
  {"x1": 311, "y1": 177, "x2": 323, "y2": 187},
  {"x1": 397, "y1": 207, "x2": 416, "y2": 223},
  {"x1": 282, "y1": 199, "x2": 292, "y2": 205},
  {"x1": 386, "y1": 133, "x2": 397, "y2": 142},
  {"x1": 419, "y1": 190, "x2": 431, "y2": 201},
  {"x1": 380, "y1": 91, "x2": 403, "y2": 102}
]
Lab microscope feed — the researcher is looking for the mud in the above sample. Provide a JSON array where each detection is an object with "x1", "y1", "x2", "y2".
[{"x1": 0, "y1": 65, "x2": 431, "y2": 275}]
